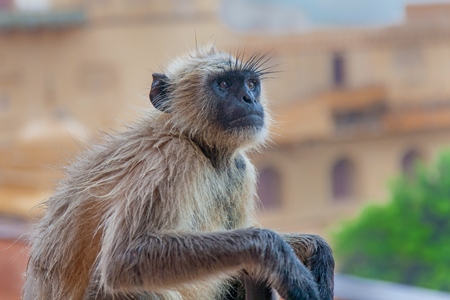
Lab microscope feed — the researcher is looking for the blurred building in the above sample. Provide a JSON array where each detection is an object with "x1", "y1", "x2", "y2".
[
  {"x1": 1, "y1": 1, "x2": 450, "y2": 299},
  {"x1": 252, "y1": 2, "x2": 450, "y2": 234},
  {"x1": 252, "y1": 3, "x2": 450, "y2": 234}
]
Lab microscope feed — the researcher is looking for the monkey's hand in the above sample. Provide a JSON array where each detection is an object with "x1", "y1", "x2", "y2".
[
  {"x1": 282, "y1": 234, "x2": 335, "y2": 300},
  {"x1": 247, "y1": 229, "x2": 321, "y2": 300}
]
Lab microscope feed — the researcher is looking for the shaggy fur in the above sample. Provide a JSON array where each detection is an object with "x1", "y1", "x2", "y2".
[{"x1": 23, "y1": 48, "x2": 334, "y2": 300}]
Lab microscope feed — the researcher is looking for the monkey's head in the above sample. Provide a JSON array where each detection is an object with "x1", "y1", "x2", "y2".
[{"x1": 149, "y1": 48, "x2": 273, "y2": 155}]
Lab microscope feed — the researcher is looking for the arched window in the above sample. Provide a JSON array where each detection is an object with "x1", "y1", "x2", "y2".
[
  {"x1": 332, "y1": 52, "x2": 346, "y2": 87},
  {"x1": 257, "y1": 167, "x2": 281, "y2": 210},
  {"x1": 401, "y1": 149, "x2": 422, "y2": 179},
  {"x1": 331, "y1": 158, "x2": 355, "y2": 201}
]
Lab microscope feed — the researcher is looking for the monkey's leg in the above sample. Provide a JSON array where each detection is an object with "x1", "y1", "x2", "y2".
[
  {"x1": 283, "y1": 234, "x2": 335, "y2": 300},
  {"x1": 220, "y1": 276, "x2": 245, "y2": 300},
  {"x1": 220, "y1": 274, "x2": 275, "y2": 300},
  {"x1": 244, "y1": 276, "x2": 276, "y2": 300},
  {"x1": 99, "y1": 228, "x2": 320, "y2": 300}
]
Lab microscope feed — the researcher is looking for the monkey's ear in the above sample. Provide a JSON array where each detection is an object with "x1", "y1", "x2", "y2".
[{"x1": 150, "y1": 73, "x2": 170, "y2": 112}]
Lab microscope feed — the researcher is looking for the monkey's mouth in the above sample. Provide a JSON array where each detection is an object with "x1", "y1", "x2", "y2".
[{"x1": 229, "y1": 114, "x2": 265, "y2": 129}]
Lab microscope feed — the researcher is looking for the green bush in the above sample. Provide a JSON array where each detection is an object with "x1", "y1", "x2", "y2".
[{"x1": 333, "y1": 150, "x2": 450, "y2": 291}]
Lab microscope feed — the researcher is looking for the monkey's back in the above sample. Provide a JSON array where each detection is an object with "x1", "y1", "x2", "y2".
[{"x1": 24, "y1": 119, "x2": 257, "y2": 300}]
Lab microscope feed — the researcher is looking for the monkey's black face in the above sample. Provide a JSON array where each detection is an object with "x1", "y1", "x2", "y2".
[{"x1": 209, "y1": 70, "x2": 265, "y2": 132}]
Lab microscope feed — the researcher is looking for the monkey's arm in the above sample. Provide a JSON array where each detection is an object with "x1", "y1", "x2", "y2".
[
  {"x1": 98, "y1": 227, "x2": 320, "y2": 300},
  {"x1": 282, "y1": 234, "x2": 335, "y2": 300}
]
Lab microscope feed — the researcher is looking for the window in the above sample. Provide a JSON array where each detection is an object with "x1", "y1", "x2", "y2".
[
  {"x1": 332, "y1": 52, "x2": 346, "y2": 87},
  {"x1": 333, "y1": 102, "x2": 386, "y2": 134},
  {"x1": 257, "y1": 167, "x2": 281, "y2": 210},
  {"x1": 401, "y1": 149, "x2": 422, "y2": 179},
  {"x1": 331, "y1": 158, "x2": 355, "y2": 200}
]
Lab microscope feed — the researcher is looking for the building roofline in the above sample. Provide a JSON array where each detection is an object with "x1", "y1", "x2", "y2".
[{"x1": 0, "y1": 9, "x2": 86, "y2": 31}]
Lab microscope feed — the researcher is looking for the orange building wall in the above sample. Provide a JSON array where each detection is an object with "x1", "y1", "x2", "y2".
[{"x1": 0, "y1": 239, "x2": 28, "y2": 300}]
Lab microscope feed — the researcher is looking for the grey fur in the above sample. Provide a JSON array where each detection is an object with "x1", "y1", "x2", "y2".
[{"x1": 23, "y1": 48, "x2": 334, "y2": 300}]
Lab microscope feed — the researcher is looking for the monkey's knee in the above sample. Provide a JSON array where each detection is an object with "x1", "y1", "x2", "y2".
[
  {"x1": 283, "y1": 234, "x2": 334, "y2": 300},
  {"x1": 303, "y1": 235, "x2": 334, "y2": 300},
  {"x1": 307, "y1": 235, "x2": 334, "y2": 271}
]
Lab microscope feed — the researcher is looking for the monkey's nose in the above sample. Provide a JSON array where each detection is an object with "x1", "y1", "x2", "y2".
[{"x1": 242, "y1": 95, "x2": 251, "y2": 103}]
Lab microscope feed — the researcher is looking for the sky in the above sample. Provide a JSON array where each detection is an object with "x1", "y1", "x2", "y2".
[
  {"x1": 264, "y1": 0, "x2": 450, "y2": 27},
  {"x1": 222, "y1": 0, "x2": 450, "y2": 33}
]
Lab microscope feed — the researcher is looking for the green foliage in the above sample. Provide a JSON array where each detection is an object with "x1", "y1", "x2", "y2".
[{"x1": 333, "y1": 150, "x2": 450, "y2": 291}]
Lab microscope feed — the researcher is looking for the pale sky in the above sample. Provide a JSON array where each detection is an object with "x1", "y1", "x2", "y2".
[
  {"x1": 222, "y1": 0, "x2": 450, "y2": 32},
  {"x1": 264, "y1": 0, "x2": 450, "y2": 26}
]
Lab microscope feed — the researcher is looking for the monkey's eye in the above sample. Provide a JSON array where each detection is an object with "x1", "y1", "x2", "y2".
[
  {"x1": 246, "y1": 80, "x2": 257, "y2": 90},
  {"x1": 218, "y1": 80, "x2": 230, "y2": 89}
]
